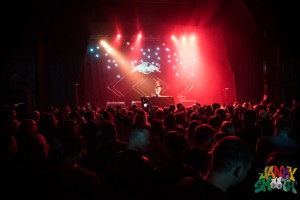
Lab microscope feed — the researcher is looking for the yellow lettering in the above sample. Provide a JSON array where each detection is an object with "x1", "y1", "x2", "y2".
[
  {"x1": 266, "y1": 166, "x2": 275, "y2": 179},
  {"x1": 259, "y1": 166, "x2": 269, "y2": 179},
  {"x1": 287, "y1": 166, "x2": 297, "y2": 181}
]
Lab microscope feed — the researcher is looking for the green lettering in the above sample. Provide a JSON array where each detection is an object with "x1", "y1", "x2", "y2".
[{"x1": 254, "y1": 177, "x2": 272, "y2": 193}]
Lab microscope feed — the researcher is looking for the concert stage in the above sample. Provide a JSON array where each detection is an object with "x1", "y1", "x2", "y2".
[{"x1": 141, "y1": 96, "x2": 175, "y2": 108}]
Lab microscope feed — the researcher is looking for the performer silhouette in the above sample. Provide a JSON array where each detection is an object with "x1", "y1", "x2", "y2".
[{"x1": 155, "y1": 81, "x2": 163, "y2": 97}]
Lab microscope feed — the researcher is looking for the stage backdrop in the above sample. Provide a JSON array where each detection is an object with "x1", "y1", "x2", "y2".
[{"x1": 79, "y1": 27, "x2": 235, "y2": 108}]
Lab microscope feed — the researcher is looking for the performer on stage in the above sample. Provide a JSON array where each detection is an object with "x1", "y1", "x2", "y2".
[{"x1": 155, "y1": 81, "x2": 163, "y2": 97}]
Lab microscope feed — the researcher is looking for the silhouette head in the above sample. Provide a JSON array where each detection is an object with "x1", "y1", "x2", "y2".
[{"x1": 208, "y1": 136, "x2": 252, "y2": 189}]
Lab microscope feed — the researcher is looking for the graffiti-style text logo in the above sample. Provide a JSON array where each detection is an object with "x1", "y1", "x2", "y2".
[{"x1": 254, "y1": 166, "x2": 297, "y2": 194}]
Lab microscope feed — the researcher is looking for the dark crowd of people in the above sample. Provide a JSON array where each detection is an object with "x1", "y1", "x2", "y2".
[{"x1": 1, "y1": 98, "x2": 300, "y2": 200}]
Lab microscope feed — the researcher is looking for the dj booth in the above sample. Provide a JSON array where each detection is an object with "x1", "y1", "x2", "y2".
[{"x1": 141, "y1": 96, "x2": 175, "y2": 108}]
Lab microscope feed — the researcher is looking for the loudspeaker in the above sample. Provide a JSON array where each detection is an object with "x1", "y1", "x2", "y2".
[
  {"x1": 131, "y1": 101, "x2": 141, "y2": 107},
  {"x1": 0, "y1": 89, "x2": 32, "y2": 117},
  {"x1": 106, "y1": 101, "x2": 125, "y2": 108}
]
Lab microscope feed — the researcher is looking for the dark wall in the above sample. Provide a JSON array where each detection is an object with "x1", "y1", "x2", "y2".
[
  {"x1": 0, "y1": 2, "x2": 37, "y2": 112},
  {"x1": 220, "y1": 1, "x2": 300, "y2": 104},
  {"x1": 1, "y1": 1, "x2": 91, "y2": 111}
]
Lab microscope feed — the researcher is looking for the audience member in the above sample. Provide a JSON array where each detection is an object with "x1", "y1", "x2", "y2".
[
  {"x1": 256, "y1": 114, "x2": 300, "y2": 168},
  {"x1": 42, "y1": 134, "x2": 102, "y2": 200},
  {"x1": 182, "y1": 124, "x2": 214, "y2": 175},
  {"x1": 178, "y1": 136, "x2": 252, "y2": 200},
  {"x1": 151, "y1": 130, "x2": 197, "y2": 199},
  {"x1": 104, "y1": 125, "x2": 153, "y2": 200}
]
